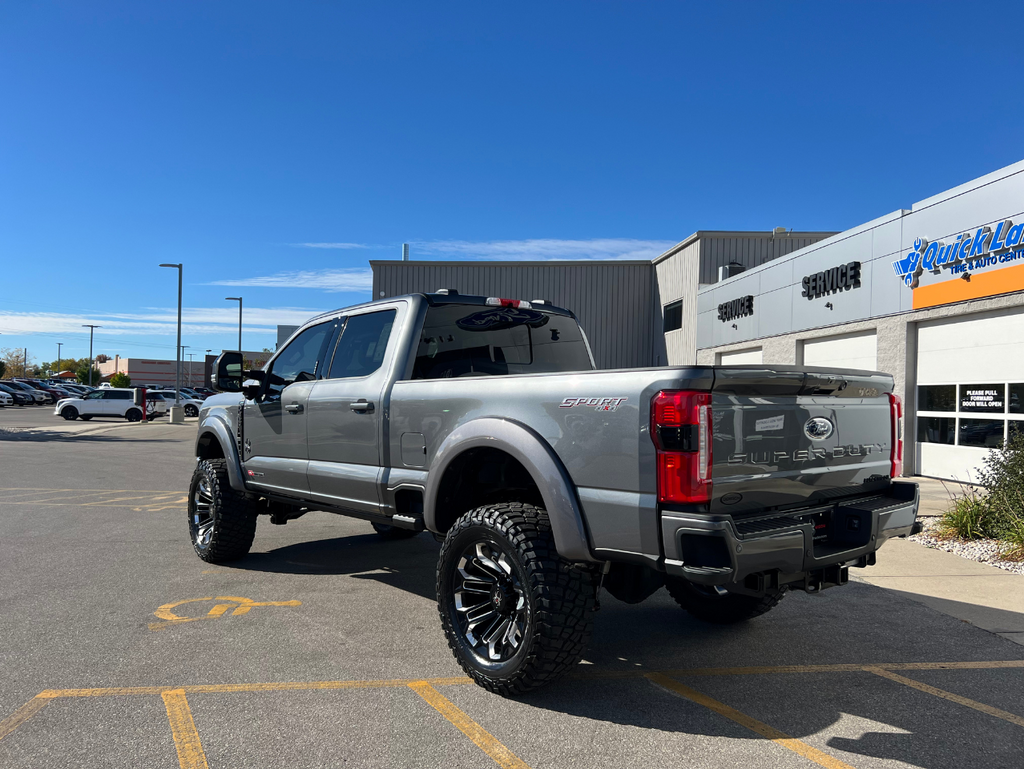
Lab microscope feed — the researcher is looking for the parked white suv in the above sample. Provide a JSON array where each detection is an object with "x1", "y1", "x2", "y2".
[{"x1": 54, "y1": 388, "x2": 168, "y2": 422}]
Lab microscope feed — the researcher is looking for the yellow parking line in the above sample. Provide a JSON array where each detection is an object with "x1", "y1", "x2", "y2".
[
  {"x1": 867, "y1": 667, "x2": 1024, "y2": 729},
  {"x1": 161, "y1": 689, "x2": 209, "y2": 769},
  {"x1": 409, "y1": 681, "x2": 531, "y2": 769},
  {"x1": 38, "y1": 677, "x2": 475, "y2": 698},
  {"x1": 646, "y1": 673, "x2": 855, "y2": 769},
  {"x1": 0, "y1": 695, "x2": 50, "y2": 742}
]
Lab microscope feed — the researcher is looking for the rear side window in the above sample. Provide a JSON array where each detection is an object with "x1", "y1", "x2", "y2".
[
  {"x1": 106, "y1": 391, "x2": 132, "y2": 400},
  {"x1": 412, "y1": 304, "x2": 593, "y2": 380},
  {"x1": 327, "y1": 310, "x2": 396, "y2": 379}
]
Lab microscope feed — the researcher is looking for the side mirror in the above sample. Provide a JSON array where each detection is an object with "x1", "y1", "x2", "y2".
[{"x1": 211, "y1": 352, "x2": 244, "y2": 393}]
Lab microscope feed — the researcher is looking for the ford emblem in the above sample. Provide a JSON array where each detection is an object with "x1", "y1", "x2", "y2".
[{"x1": 804, "y1": 417, "x2": 834, "y2": 440}]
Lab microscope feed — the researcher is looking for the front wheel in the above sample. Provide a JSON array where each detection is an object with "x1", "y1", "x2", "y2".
[
  {"x1": 184, "y1": 404, "x2": 198, "y2": 417},
  {"x1": 188, "y1": 458, "x2": 258, "y2": 562},
  {"x1": 665, "y1": 577, "x2": 785, "y2": 624},
  {"x1": 437, "y1": 502, "x2": 597, "y2": 695},
  {"x1": 61, "y1": 406, "x2": 78, "y2": 421}
]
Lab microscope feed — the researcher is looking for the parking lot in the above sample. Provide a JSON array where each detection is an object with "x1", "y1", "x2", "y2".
[{"x1": 1, "y1": 409, "x2": 1023, "y2": 769}]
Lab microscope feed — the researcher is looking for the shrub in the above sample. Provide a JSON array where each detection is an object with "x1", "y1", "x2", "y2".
[
  {"x1": 109, "y1": 372, "x2": 132, "y2": 388},
  {"x1": 938, "y1": 487, "x2": 990, "y2": 540},
  {"x1": 977, "y1": 431, "x2": 1024, "y2": 537}
]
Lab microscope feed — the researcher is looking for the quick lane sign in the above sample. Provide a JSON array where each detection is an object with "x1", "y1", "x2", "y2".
[
  {"x1": 718, "y1": 295, "x2": 754, "y2": 322},
  {"x1": 893, "y1": 220, "x2": 1024, "y2": 288},
  {"x1": 801, "y1": 262, "x2": 861, "y2": 300}
]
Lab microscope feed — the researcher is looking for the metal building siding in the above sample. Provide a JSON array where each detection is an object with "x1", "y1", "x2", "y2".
[
  {"x1": 698, "y1": 235, "x2": 832, "y2": 285},
  {"x1": 653, "y1": 240, "x2": 700, "y2": 365},
  {"x1": 371, "y1": 261, "x2": 654, "y2": 369}
]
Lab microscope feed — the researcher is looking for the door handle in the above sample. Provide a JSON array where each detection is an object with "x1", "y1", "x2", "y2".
[
  {"x1": 350, "y1": 400, "x2": 374, "y2": 413},
  {"x1": 285, "y1": 403, "x2": 304, "y2": 414}
]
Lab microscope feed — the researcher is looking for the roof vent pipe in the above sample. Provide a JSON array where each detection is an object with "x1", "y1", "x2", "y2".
[{"x1": 402, "y1": 243, "x2": 409, "y2": 261}]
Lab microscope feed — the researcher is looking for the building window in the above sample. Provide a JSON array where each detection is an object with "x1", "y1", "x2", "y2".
[
  {"x1": 917, "y1": 382, "x2": 1024, "y2": 448},
  {"x1": 918, "y1": 385, "x2": 955, "y2": 413},
  {"x1": 958, "y1": 419, "x2": 1005, "y2": 448},
  {"x1": 663, "y1": 301, "x2": 682, "y2": 333},
  {"x1": 918, "y1": 417, "x2": 955, "y2": 445}
]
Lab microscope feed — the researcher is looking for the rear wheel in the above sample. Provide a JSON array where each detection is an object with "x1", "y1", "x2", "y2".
[
  {"x1": 437, "y1": 502, "x2": 597, "y2": 695},
  {"x1": 188, "y1": 458, "x2": 258, "y2": 562},
  {"x1": 184, "y1": 404, "x2": 198, "y2": 417},
  {"x1": 371, "y1": 522, "x2": 420, "y2": 540},
  {"x1": 665, "y1": 577, "x2": 784, "y2": 624},
  {"x1": 125, "y1": 408, "x2": 142, "y2": 422},
  {"x1": 60, "y1": 406, "x2": 78, "y2": 421}
]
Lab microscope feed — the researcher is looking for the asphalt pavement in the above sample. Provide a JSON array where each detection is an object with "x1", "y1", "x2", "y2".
[{"x1": 1, "y1": 407, "x2": 1022, "y2": 769}]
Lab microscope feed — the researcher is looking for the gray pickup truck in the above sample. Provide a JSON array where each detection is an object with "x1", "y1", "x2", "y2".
[{"x1": 191, "y1": 290, "x2": 919, "y2": 693}]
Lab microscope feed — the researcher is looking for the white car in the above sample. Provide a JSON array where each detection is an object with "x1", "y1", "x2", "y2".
[
  {"x1": 150, "y1": 391, "x2": 204, "y2": 417},
  {"x1": 53, "y1": 388, "x2": 167, "y2": 422},
  {"x1": 0, "y1": 391, "x2": 12, "y2": 407}
]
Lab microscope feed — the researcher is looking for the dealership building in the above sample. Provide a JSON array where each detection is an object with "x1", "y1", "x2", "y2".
[{"x1": 370, "y1": 159, "x2": 1024, "y2": 483}]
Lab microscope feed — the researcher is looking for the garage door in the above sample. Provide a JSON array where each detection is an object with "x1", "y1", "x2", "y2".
[
  {"x1": 916, "y1": 307, "x2": 1024, "y2": 482},
  {"x1": 802, "y1": 330, "x2": 877, "y2": 370},
  {"x1": 717, "y1": 347, "x2": 762, "y2": 365}
]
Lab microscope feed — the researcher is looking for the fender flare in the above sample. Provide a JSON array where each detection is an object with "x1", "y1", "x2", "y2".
[
  {"x1": 195, "y1": 416, "x2": 246, "y2": 492},
  {"x1": 424, "y1": 417, "x2": 596, "y2": 562}
]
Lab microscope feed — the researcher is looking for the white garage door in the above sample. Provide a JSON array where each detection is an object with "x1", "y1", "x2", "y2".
[
  {"x1": 717, "y1": 347, "x2": 762, "y2": 365},
  {"x1": 802, "y1": 330, "x2": 877, "y2": 371},
  {"x1": 916, "y1": 307, "x2": 1024, "y2": 482}
]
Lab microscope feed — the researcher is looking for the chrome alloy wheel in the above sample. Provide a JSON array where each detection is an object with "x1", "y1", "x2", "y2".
[
  {"x1": 453, "y1": 541, "x2": 528, "y2": 662},
  {"x1": 190, "y1": 477, "x2": 216, "y2": 549}
]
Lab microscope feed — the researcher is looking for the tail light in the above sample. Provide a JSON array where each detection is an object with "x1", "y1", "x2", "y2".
[
  {"x1": 887, "y1": 392, "x2": 903, "y2": 478},
  {"x1": 651, "y1": 390, "x2": 712, "y2": 504}
]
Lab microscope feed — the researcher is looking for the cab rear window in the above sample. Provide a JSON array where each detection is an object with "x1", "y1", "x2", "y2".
[{"x1": 412, "y1": 304, "x2": 593, "y2": 379}]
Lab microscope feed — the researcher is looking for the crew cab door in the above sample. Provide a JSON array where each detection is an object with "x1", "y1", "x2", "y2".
[
  {"x1": 242, "y1": 318, "x2": 339, "y2": 497},
  {"x1": 306, "y1": 307, "x2": 399, "y2": 514}
]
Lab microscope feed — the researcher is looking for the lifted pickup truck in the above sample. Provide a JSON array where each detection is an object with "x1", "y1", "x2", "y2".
[{"x1": 191, "y1": 291, "x2": 919, "y2": 694}]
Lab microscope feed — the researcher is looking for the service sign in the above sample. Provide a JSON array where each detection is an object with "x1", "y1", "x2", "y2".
[
  {"x1": 893, "y1": 220, "x2": 1024, "y2": 288},
  {"x1": 718, "y1": 295, "x2": 754, "y2": 322},
  {"x1": 801, "y1": 262, "x2": 861, "y2": 300}
]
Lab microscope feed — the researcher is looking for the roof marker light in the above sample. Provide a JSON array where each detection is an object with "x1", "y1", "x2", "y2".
[{"x1": 485, "y1": 297, "x2": 533, "y2": 309}]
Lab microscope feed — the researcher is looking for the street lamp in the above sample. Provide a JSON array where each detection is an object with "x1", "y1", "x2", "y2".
[
  {"x1": 186, "y1": 350, "x2": 195, "y2": 387},
  {"x1": 225, "y1": 297, "x2": 242, "y2": 352},
  {"x1": 56, "y1": 342, "x2": 62, "y2": 378},
  {"x1": 81, "y1": 325, "x2": 101, "y2": 385},
  {"x1": 159, "y1": 263, "x2": 183, "y2": 409}
]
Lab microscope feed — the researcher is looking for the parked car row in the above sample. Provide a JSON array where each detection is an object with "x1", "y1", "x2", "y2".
[
  {"x1": 52, "y1": 385, "x2": 212, "y2": 421},
  {"x1": 0, "y1": 379, "x2": 95, "y2": 406}
]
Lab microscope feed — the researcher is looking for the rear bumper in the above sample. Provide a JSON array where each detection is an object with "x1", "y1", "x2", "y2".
[{"x1": 661, "y1": 481, "x2": 919, "y2": 588}]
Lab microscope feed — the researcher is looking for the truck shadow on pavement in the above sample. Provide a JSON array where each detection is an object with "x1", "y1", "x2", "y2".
[{"x1": 230, "y1": 533, "x2": 442, "y2": 602}]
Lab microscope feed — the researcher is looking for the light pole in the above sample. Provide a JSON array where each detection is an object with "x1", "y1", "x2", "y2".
[
  {"x1": 186, "y1": 350, "x2": 195, "y2": 387},
  {"x1": 81, "y1": 326, "x2": 101, "y2": 385},
  {"x1": 56, "y1": 342, "x2": 62, "y2": 378},
  {"x1": 159, "y1": 263, "x2": 183, "y2": 411},
  {"x1": 225, "y1": 297, "x2": 242, "y2": 352}
]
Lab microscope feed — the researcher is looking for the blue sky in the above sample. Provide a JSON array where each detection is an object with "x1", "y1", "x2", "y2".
[{"x1": 2, "y1": 1, "x2": 1023, "y2": 366}]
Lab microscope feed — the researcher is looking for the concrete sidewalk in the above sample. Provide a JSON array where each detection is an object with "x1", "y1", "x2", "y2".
[{"x1": 856, "y1": 474, "x2": 1024, "y2": 646}]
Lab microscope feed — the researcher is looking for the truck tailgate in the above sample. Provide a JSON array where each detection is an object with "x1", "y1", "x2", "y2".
[{"x1": 709, "y1": 367, "x2": 896, "y2": 515}]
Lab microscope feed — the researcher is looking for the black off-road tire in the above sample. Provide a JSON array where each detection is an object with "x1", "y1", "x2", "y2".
[
  {"x1": 61, "y1": 406, "x2": 78, "y2": 420},
  {"x1": 437, "y1": 502, "x2": 597, "y2": 695},
  {"x1": 188, "y1": 458, "x2": 258, "y2": 563},
  {"x1": 371, "y1": 522, "x2": 420, "y2": 540},
  {"x1": 665, "y1": 577, "x2": 785, "y2": 624}
]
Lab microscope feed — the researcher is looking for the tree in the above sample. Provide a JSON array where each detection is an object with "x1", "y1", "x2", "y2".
[
  {"x1": 1, "y1": 347, "x2": 34, "y2": 378},
  {"x1": 75, "y1": 359, "x2": 102, "y2": 385},
  {"x1": 0, "y1": 360, "x2": 5, "y2": 379},
  {"x1": 110, "y1": 372, "x2": 132, "y2": 388},
  {"x1": 96, "y1": 354, "x2": 110, "y2": 363}
]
